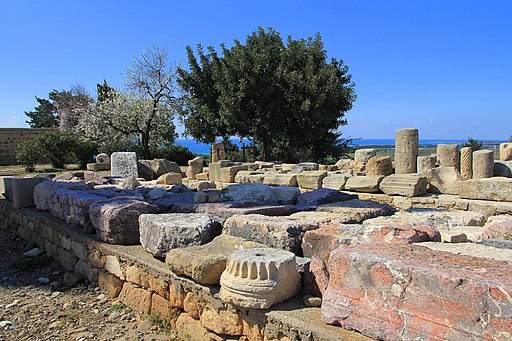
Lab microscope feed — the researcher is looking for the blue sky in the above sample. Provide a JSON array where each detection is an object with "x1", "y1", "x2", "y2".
[{"x1": 0, "y1": 1, "x2": 511, "y2": 140}]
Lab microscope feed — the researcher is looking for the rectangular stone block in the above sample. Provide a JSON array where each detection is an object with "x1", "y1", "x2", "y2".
[
  {"x1": 457, "y1": 177, "x2": 512, "y2": 202},
  {"x1": 208, "y1": 161, "x2": 235, "y2": 182},
  {"x1": 11, "y1": 177, "x2": 47, "y2": 208},
  {"x1": 379, "y1": 174, "x2": 427, "y2": 197},
  {"x1": 322, "y1": 243, "x2": 512, "y2": 340},
  {"x1": 321, "y1": 174, "x2": 349, "y2": 190},
  {"x1": 119, "y1": 282, "x2": 152, "y2": 314},
  {"x1": 220, "y1": 165, "x2": 248, "y2": 183},
  {"x1": 263, "y1": 173, "x2": 298, "y2": 187},
  {"x1": 345, "y1": 175, "x2": 384, "y2": 193},
  {"x1": 0, "y1": 176, "x2": 15, "y2": 200},
  {"x1": 296, "y1": 171, "x2": 328, "y2": 190},
  {"x1": 111, "y1": 152, "x2": 138, "y2": 178},
  {"x1": 98, "y1": 270, "x2": 124, "y2": 298}
]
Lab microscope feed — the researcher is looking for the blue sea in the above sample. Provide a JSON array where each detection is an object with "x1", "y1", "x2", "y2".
[{"x1": 175, "y1": 138, "x2": 503, "y2": 155}]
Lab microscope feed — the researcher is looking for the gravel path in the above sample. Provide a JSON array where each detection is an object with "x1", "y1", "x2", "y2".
[{"x1": 0, "y1": 226, "x2": 177, "y2": 341}]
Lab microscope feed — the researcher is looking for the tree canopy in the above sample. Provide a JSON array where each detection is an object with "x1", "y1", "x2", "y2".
[
  {"x1": 178, "y1": 27, "x2": 356, "y2": 161},
  {"x1": 25, "y1": 96, "x2": 59, "y2": 128}
]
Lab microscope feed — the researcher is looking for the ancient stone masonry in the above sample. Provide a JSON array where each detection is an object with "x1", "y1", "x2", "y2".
[
  {"x1": 394, "y1": 128, "x2": 418, "y2": 174},
  {"x1": 0, "y1": 127, "x2": 58, "y2": 165},
  {"x1": 460, "y1": 146, "x2": 472, "y2": 180},
  {"x1": 110, "y1": 152, "x2": 138, "y2": 178},
  {"x1": 500, "y1": 142, "x2": 512, "y2": 161},
  {"x1": 211, "y1": 142, "x2": 226, "y2": 162},
  {"x1": 437, "y1": 143, "x2": 459, "y2": 170},
  {"x1": 472, "y1": 149, "x2": 494, "y2": 179}
]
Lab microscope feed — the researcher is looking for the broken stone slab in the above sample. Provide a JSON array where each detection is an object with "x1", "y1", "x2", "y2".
[
  {"x1": 120, "y1": 175, "x2": 141, "y2": 189},
  {"x1": 139, "y1": 213, "x2": 222, "y2": 258},
  {"x1": 263, "y1": 173, "x2": 298, "y2": 187},
  {"x1": 426, "y1": 167, "x2": 461, "y2": 194},
  {"x1": 479, "y1": 238, "x2": 512, "y2": 251},
  {"x1": 494, "y1": 161, "x2": 512, "y2": 177},
  {"x1": 221, "y1": 183, "x2": 278, "y2": 204},
  {"x1": 270, "y1": 186, "x2": 301, "y2": 205},
  {"x1": 334, "y1": 159, "x2": 355, "y2": 172},
  {"x1": 439, "y1": 226, "x2": 485, "y2": 243},
  {"x1": 296, "y1": 171, "x2": 328, "y2": 190},
  {"x1": 289, "y1": 211, "x2": 356, "y2": 228},
  {"x1": 220, "y1": 165, "x2": 249, "y2": 183},
  {"x1": 321, "y1": 174, "x2": 349, "y2": 190},
  {"x1": 420, "y1": 241, "x2": 512, "y2": 264},
  {"x1": 363, "y1": 208, "x2": 486, "y2": 230},
  {"x1": 150, "y1": 159, "x2": 181, "y2": 177},
  {"x1": 457, "y1": 177, "x2": 512, "y2": 202},
  {"x1": 83, "y1": 171, "x2": 108, "y2": 186},
  {"x1": 247, "y1": 174, "x2": 266, "y2": 183},
  {"x1": 500, "y1": 142, "x2": 512, "y2": 161},
  {"x1": 156, "y1": 172, "x2": 182, "y2": 185},
  {"x1": 208, "y1": 160, "x2": 235, "y2": 182},
  {"x1": 219, "y1": 248, "x2": 301, "y2": 309},
  {"x1": 316, "y1": 199, "x2": 396, "y2": 223},
  {"x1": 223, "y1": 214, "x2": 318, "y2": 255},
  {"x1": 196, "y1": 172, "x2": 209, "y2": 181},
  {"x1": 365, "y1": 156, "x2": 393, "y2": 176},
  {"x1": 90, "y1": 198, "x2": 155, "y2": 245},
  {"x1": 322, "y1": 242, "x2": 512, "y2": 340},
  {"x1": 137, "y1": 160, "x2": 155, "y2": 180},
  {"x1": 185, "y1": 156, "x2": 203, "y2": 180},
  {"x1": 111, "y1": 152, "x2": 138, "y2": 178},
  {"x1": 165, "y1": 234, "x2": 266, "y2": 285},
  {"x1": 344, "y1": 175, "x2": 384, "y2": 193},
  {"x1": 297, "y1": 188, "x2": 357, "y2": 206},
  {"x1": 379, "y1": 174, "x2": 427, "y2": 197},
  {"x1": 354, "y1": 149, "x2": 376, "y2": 164},
  {"x1": 150, "y1": 192, "x2": 196, "y2": 212},
  {"x1": 481, "y1": 214, "x2": 512, "y2": 240}
]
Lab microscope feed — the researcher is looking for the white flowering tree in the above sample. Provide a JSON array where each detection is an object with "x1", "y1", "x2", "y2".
[{"x1": 78, "y1": 45, "x2": 178, "y2": 158}]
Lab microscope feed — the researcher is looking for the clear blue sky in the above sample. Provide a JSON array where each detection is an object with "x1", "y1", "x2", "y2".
[{"x1": 1, "y1": 0, "x2": 511, "y2": 140}]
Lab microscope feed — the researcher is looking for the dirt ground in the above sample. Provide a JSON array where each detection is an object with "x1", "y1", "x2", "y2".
[{"x1": 0, "y1": 225, "x2": 179, "y2": 341}]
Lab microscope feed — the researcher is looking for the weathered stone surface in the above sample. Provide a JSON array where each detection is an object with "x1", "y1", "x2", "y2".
[
  {"x1": 494, "y1": 161, "x2": 512, "y2": 177},
  {"x1": 156, "y1": 172, "x2": 182, "y2": 185},
  {"x1": 165, "y1": 234, "x2": 265, "y2": 285},
  {"x1": 289, "y1": 211, "x2": 355, "y2": 228},
  {"x1": 316, "y1": 199, "x2": 396, "y2": 223},
  {"x1": 98, "y1": 270, "x2": 124, "y2": 298},
  {"x1": 83, "y1": 171, "x2": 108, "y2": 186},
  {"x1": 416, "y1": 155, "x2": 436, "y2": 175},
  {"x1": 500, "y1": 142, "x2": 512, "y2": 161},
  {"x1": 334, "y1": 159, "x2": 355, "y2": 172},
  {"x1": 186, "y1": 156, "x2": 203, "y2": 180},
  {"x1": 120, "y1": 175, "x2": 141, "y2": 189},
  {"x1": 220, "y1": 248, "x2": 301, "y2": 309},
  {"x1": 481, "y1": 215, "x2": 512, "y2": 240},
  {"x1": 420, "y1": 241, "x2": 512, "y2": 264},
  {"x1": 196, "y1": 172, "x2": 209, "y2": 181},
  {"x1": 354, "y1": 149, "x2": 376, "y2": 164},
  {"x1": 297, "y1": 188, "x2": 357, "y2": 206},
  {"x1": 363, "y1": 208, "x2": 486, "y2": 230},
  {"x1": 95, "y1": 153, "x2": 110, "y2": 164},
  {"x1": 296, "y1": 171, "x2": 328, "y2": 190},
  {"x1": 270, "y1": 186, "x2": 301, "y2": 205},
  {"x1": 438, "y1": 225, "x2": 485, "y2": 243},
  {"x1": 323, "y1": 243, "x2": 512, "y2": 340},
  {"x1": 137, "y1": 160, "x2": 155, "y2": 180},
  {"x1": 437, "y1": 144, "x2": 459, "y2": 170},
  {"x1": 11, "y1": 177, "x2": 47, "y2": 209},
  {"x1": 395, "y1": 128, "x2": 418, "y2": 174},
  {"x1": 223, "y1": 214, "x2": 318, "y2": 254},
  {"x1": 176, "y1": 313, "x2": 223, "y2": 341},
  {"x1": 222, "y1": 183, "x2": 278, "y2": 204},
  {"x1": 365, "y1": 156, "x2": 393, "y2": 176},
  {"x1": 33, "y1": 181, "x2": 90, "y2": 211},
  {"x1": 211, "y1": 142, "x2": 226, "y2": 163},
  {"x1": 111, "y1": 152, "x2": 138, "y2": 178},
  {"x1": 208, "y1": 160, "x2": 234, "y2": 182},
  {"x1": 345, "y1": 175, "x2": 384, "y2": 193},
  {"x1": 90, "y1": 198, "x2": 154, "y2": 245},
  {"x1": 379, "y1": 174, "x2": 427, "y2": 197},
  {"x1": 234, "y1": 170, "x2": 260, "y2": 184},
  {"x1": 457, "y1": 177, "x2": 512, "y2": 202},
  {"x1": 427, "y1": 167, "x2": 462, "y2": 194},
  {"x1": 139, "y1": 213, "x2": 222, "y2": 258},
  {"x1": 263, "y1": 173, "x2": 298, "y2": 187},
  {"x1": 480, "y1": 239, "x2": 512, "y2": 251},
  {"x1": 321, "y1": 174, "x2": 349, "y2": 190},
  {"x1": 200, "y1": 307, "x2": 244, "y2": 336},
  {"x1": 118, "y1": 282, "x2": 152, "y2": 314},
  {"x1": 472, "y1": 149, "x2": 494, "y2": 179},
  {"x1": 460, "y1": 146, "x2": 473, "y2": 180},
  {"x1": 150, "y1": 159, "x2": 181, "y2": 178},
  {"x1": 86, "y1": 163, "x2": 110, "y2": 171},
  {"x1": 220, "y1": 165, "x2": 248, "y2": 183}
]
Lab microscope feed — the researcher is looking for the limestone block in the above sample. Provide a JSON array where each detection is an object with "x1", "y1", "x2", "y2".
[
  {"x1": 472, "y1": 149, "x2": 494, "y2": 179},
  {"x1": 150, "y1": 159, "x2": 181, "y2": 177},
  {"x1": 196, "y1": 172, "x2": 209, "y2": 181},
  {"x1": 96, "y1": 153, "x2": 110, "y2": 164},
  {"x1": 248, "y1": 174, "x2": 266, "y2": 183},
  {"x1": 457, "y1": 177, "x2": 512, "y2": 202},
  {"x1": 395, "y1": 128, "x2": 418, "y2": 174},
  {"x1": 296, "y1": 171, "x2": 328, "y2": 190},
  {"x1": 183, "y1": 292, "x2": 200, "y2": 319},
  {"x1": 263, "y1": 173, "x2": 298, "y2": 187},
  {"x1": 500, "y1": 142, "x2": 512, "y2": 161},
  {"x1": 417, "y1": 156, "x2": 436, "y2": 175},
  {"x1": 481, "y1": 215, "x2": 512, "y2": 240},
  {"x1": 165, "y1": 234, "x2": 266, "y2": 285},
  {"x1": 365, "y1": 156, "x2": 393, "y2": 176},
  {"x1": 151, "y1": 294, "x2": 180, "y2": 327},
  {"x1": 234, "y1": 170, "x2": 260, "y2": 184},
  {"x1": 379, "y1": 174, "x2": 427, "y2": 197},
  {"x1": 90, "y1": 198, "x2": 154, "y2": 245},
  {"x1": 98, "y1": 270, "x2": 124, "y2": 298},
  {"x1": 118, "y1": 282, "x2": 152, "y2": 314},
  {"x1": 494, "y1": 161, "x2": 512, "y2": 177},
  {"x1": 270, "y1": 186, "x2": 301, "y2": 205},
  {"x1": 120, "y1": 175, "x2": 141, "y2": 189},
  {"x1": 176, "y1": 313, "x2": 223, "y2": 341},
  {"x1": 281, "y1": 163, "x2": 297, "y2": 172},
  {"x1": 111, "y1": 152, "x2": 138, "y2": 178},
  {"x1": 33, "y1": 181, "x2": 89, "y2": 211},
  {"x1": 297, "y1": 188, "x2": 356, "y2": 206},
  {"x1": 11, "y1": 177, "x2": 47, "y2": 209},
  {"x1": 321, "y1": 174, "x2": 349, "y2": 190},
  {"x1": 437, "y1": 144, "x2": 460, "y2": 170},
  {"x1": 139, "y1": 213, "x2": 222, "y2": 258},
  {"x1": 255, "y1": 161, "x2": 274, "y2": 169},
  {"x1": 345, "y1": 175, "x2": 384, "y2": 193},
  {"x1": 220, "y1": 248, "x2": 301, "y2": 309},
  {"x1": 426, "y1": 167, "x2": 462, "y2": 194},
  {"x1": 316, "y1": 199, "x2": 396, "y2": 223},
  {"x1": 186, "y1": 156, "x2": 204, "y2": 180},
  {"x1": 200, "y1": 307, "x2": 244, "y2": 336},
  {"x1": 86, "y1": 163, "x2": 110, "y2": 171},
  {"x1": 221, "y1": 183, "x2": 278, "y2": 204},
  {"x1": 208, "y1": 160, "x2": 234, "y2": 182},
  {"x1": 334, "y1": 159, "x2": 355, "y2": 172},
  {"x1": 211, "y1": 142, "x2": 226, "y2": 163},
  {"x1": 223, "y1": 214, "x2": 318, "y2": 254},
  {"x1": 220, "y1": 165, "x2": 249, "y2": 183},
  {"x1": 322, "y1": 243, "x2": 512, "y2": 340},
  {"x1": 156, "y1": 172, "x2": 182, "y2": 185},
  {"x1": 354, "y1": 149, "x2": 376, "y2": 163},
  {"x1": 460, "y1": 147, "x2": 473, "y2": 180}
]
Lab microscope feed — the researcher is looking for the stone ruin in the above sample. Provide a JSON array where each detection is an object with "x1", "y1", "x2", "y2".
[{"x1": 1, "y1": 130, "x2": 512, "y2": 340}]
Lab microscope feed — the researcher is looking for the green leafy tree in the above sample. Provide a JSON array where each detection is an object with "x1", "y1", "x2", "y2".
[
  {"x1": 25, "y1": 96, "x2": 59, "y2": 128},
  {"x1": 178, "y1": 27, "x2": 356, "y2": 161},
  {"x1": 37, "y1": 131, "x2": 77, "y2": 169},
  {"x1": 16, "y1": 140, "x2": 41, "y2": 171},
  {"x1": 462, "y1": 137, "x2": 483, "y2": 151}
]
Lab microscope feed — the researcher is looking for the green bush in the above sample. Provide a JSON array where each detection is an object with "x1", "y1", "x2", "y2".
[
  {"x1": 16, "y1": 140, "x2": 41, "y2": 172},
  {"x1": 37, "y1": 131, "x2": 77, "y2": 169},
  {"x1": 151, "y1": 145, "x2": 196, "y2": 165},
  {"x1": 70, "y1": 138, "x2": 98, "y2": 169},
  {"x1": 462, "y1": 137, "x2": 483, "y2": 151}
]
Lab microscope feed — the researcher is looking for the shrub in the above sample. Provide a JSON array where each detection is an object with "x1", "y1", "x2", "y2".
[
  {"x1": 37, "y1": 131, "x2": 77, "y2": 169},
  {"x1": 151, "y1": 145, "x2": 196, "y2": 165},
  {"x1": 16, "y1": 140, "x2": 41, "y2": 172},
  {"x1": 70, "y1": 138, "x2": 98, "y2": 169},
  {"x1": 462, "y1": 137, "x2": 483, "y2": 151}
]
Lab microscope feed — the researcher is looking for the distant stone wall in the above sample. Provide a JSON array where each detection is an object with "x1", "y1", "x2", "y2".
[{"x1": 0, "y1": 128, "x2": 58, "y2": 165}]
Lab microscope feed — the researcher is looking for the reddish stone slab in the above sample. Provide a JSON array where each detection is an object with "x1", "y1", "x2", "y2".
[{"x1": 322, "y1": 243, "x2": 512, "y2": 340}]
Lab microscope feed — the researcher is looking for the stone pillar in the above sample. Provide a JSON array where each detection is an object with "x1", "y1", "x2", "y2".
[
  {"x1": 472, "y1": 150, "x2": 494, "y2": 179},
  {"x1": 395, "y1": 128, "x2": 418, "y2": 174},
  {"x1": 460, "y1": 147, "x2": 472, "y2": 180},
  {"x1": 211, "y1": 142, "x2": 226, "y2": 163},
  {"x1": 417, "y1": 156, "x2": 436, "y2": 175},
  {"x1": 437, "y1": 144, "x2": 459, "y2": 170},
  {"x1": 500, "y1": 143, "x2": 512, "y2": 161}
]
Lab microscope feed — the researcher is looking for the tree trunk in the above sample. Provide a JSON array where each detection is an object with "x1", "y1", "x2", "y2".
[
  {"x1": 141, "y1": 133, "x2": 150, "y2": 159},
  {"x1": 262, "y1": 134, "x2": 272, "y2": 162}
]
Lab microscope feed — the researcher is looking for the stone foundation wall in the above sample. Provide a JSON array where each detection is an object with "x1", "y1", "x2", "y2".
[
  {"x1": 0, "y1": 128, "x2": 58, "y2": 165},
  {"x1": 0, "y1": 199, "x2": 368, "y2": 341}
]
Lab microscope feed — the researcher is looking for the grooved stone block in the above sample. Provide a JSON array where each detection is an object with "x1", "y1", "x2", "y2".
[
  {"x1": 379, "y1": 174, "x2": 427, "y2": 197},
  {"x1": 345, "y1": 175, "x2": 384, "y2": 193},
  {"x1": 322, "y1": 243, "x2": 512, "y2": 340}
]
